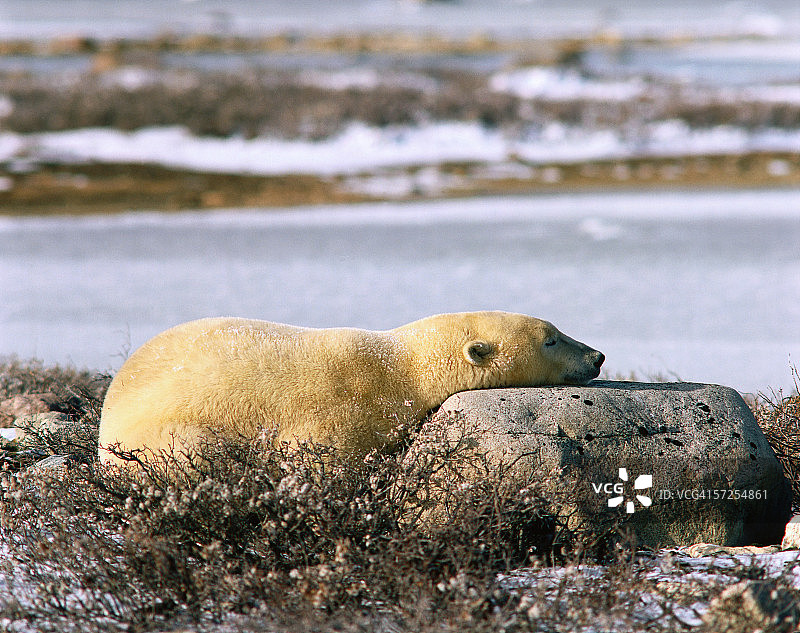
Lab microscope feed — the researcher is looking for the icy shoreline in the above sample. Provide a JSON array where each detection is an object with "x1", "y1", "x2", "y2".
[{"x1": 4, "y1": 121, "x2": 800, "y2": 178}]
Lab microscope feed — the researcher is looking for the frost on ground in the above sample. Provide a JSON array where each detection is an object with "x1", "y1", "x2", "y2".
[
  {"x1": 3, "y1": 532, "x2": 800, "y2": 633},
  {"x1": 499, "y1": 548, "x2": 800, "y2": 632}
]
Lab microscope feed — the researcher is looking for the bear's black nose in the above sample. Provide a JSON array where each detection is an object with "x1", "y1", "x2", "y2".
[{"x1": 593, "y1": 352, "x2": 605, "y2": 369}]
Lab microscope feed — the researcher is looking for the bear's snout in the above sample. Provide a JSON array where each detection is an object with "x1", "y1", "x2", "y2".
[{"x1": 584, "y1": 349, "x2": 604, "y2": 380}]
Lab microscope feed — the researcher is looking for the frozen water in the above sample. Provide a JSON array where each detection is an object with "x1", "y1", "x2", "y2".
[
  {"x1": 2, "y1": 0, "x2": 799, "y2": 40},
  {"x1": 1, "y1": 190, "x2": 798, "y2": 394}
]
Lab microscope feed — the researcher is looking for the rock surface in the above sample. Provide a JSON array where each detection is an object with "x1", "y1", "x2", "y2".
[
  {"x1": 27, "y1": 454, "x2": 72, "y2": 475},
  {"x1": 412, "y1": 381, "x2": 791, "y2": 547},
  {"x1": 684, "y1": 543, "x2": 779, "y2": 557},
  {"x1": 782, "y1": 515, "x2": 800, "y2": 549},
  {"x1": 701, "y1": 579, "x2": 800, "y2": 633},
  {"x1": 0, "y1": 393, "x2": 60, "y2": 426}
]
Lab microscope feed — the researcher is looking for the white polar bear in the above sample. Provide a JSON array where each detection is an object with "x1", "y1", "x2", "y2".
[{"x1": 99, "y1": 312, "x2": 604, "y2": 464}]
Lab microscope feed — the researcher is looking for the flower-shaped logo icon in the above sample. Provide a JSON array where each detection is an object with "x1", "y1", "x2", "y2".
[{"x1": 608, "y1": 468, "x2": 652, "y2": 514}]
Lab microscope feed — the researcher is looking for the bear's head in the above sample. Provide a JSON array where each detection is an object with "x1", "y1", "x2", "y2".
[{"x1": 405, "y1": 311, "x2": 604, "y2": 391}]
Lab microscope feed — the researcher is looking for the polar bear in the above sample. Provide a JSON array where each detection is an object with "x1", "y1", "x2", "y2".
[{"x1": 98, "y1": 312, "x2": 604, "y2": 464}]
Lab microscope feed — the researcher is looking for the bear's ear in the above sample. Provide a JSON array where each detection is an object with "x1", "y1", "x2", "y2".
[{"x1": 463, "y1": 340, "x2": 496, "y2": 366}]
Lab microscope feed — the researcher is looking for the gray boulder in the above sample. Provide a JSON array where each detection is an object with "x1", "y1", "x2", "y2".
[{"x1": 411, "y1": 381, "x2": 791, "y2": 548}]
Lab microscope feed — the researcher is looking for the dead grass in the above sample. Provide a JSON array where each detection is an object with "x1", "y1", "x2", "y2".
[{"x1": 0, "y1": 163, "x2": 367, "y2": 216}]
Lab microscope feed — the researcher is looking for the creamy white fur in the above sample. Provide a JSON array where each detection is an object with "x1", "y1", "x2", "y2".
[{"x1": 98, "y1": 311, "x2": 603, "y2": 463}]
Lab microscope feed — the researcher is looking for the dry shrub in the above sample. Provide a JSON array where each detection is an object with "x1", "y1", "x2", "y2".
[
  {"x1": 0, "y1": 357, "x2": 109, "y2": 470},
  {"x1": 4, "y1": 66, "x2": 800, "y2": 141},
  {"x1": 0, "y1": 356, "x2": 110, "y2": 411},
  {"x1": 755, "y1": 379, "x2": 800, "y2": 514},
  {"x1": 0, "y1": 426, "x2": 563, "y2": 632},
  {"x1": 0, "y1": 70, "x2": 513, "y2": 140},
  {"x1": 753, "y1": 366, "x2": 800, "y2": 512}
]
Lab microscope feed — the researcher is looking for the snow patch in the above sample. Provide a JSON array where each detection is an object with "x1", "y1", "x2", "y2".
[
  {"x1": 577, "y1": 218, "x2": 623, "y2": 241},
  {"x1": 25, "y1": 123, "x2": 508, "y2": 175},
  {"x1": 0, "y1": 95, "x2": 13, "y2": 118},
  {"x1": 2, "y1": 119, "x2": 800, "y2": 178},
  {"x1": 490, "y1": 67, "x2": 646, "y2": 101},
  {"x1": 298, "y1": 68, "x2": 438, "y2": 92}
]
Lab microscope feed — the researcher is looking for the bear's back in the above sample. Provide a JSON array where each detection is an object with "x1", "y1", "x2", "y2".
[{"x1": 98, "y1": 317, "x2": 413, "y2": 461}]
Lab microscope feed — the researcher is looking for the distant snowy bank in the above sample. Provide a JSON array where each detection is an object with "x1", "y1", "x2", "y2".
[{"x1": 4, "y1": 120, "x2": 800, "y2": 177}]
